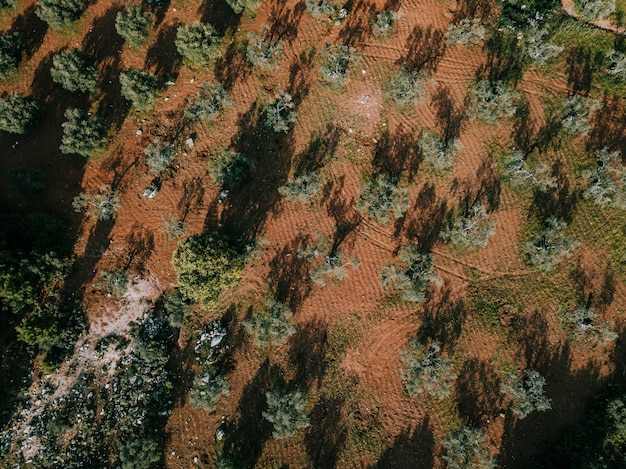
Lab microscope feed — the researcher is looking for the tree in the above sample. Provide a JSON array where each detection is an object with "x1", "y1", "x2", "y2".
[
  {"x1": 520, "y1": 23, "x2": 563, "y2": 66},
  {"x1": 175, "y1": 21, "x2": 222, "y2": 65},
  {"x1": 606, "y1": 49, "x2": 626, "y2": 77},
  {"x1": 209, "y1": 149, "x2": 255, "y2": 190},
  {"x1": 583, "y1": 147, "x2": 626, "y2": 209},
  {"x1": 265, "y1": 91, "x2": 296, "y2": 133},
  {"x1": 0, "y1": 93, "x2": 41, "y2": 134},
  {"x1": 523, "y1": 217, "x2": 579, "y2": 271},
  {"x1": 226, "y1": 0, "x2": 259, "y2": 14},
  {"x1": 383, "y1": 67, "x2": 429, "y2": 109},
  {"x1": 418, "y1": 131, "x2": 462, "y2": 170},
  {"x1": 118, "y1": 435, "x2": 161, "y2": 469},
  {"x1": 357, "y1": 174, "x2": 409, "y2": 224},
  {"x1": 443, "y1": 426, "x2": 495, "y2": 469},
  {"x1": 440, "y1": 203, "x2": 496, "y2": 250},
  {"x1": 262, "y1": 387, "x2": 310, "y2": 439},
  {"x1": 36, "y1": 0, "x2": 85, "y2": 30},
  {"x1": 380, "y1": 245, "x2": 440, "y2": 303},
  {"x1": 184, "y1": 81, "x2": 231, "y2": 123},
  {"x1": 115, "y1": 5, "x2": 154, "y2": 48},
  {"x1": 320, "y1": 43, "x2": 360, "y2": 87},
  {"x1": 0, "y1": 31, "x2": 24, "y2": 79},
  {"x1": 466, "y1": 79, "x2": 520, "y2": 124},
  {"x1": 190, "y1": 371, "x2": 229, "y2": 412},
  {"x1": 243, "y1": 299, "x2": 296, "y2": 347},
  {"x1": 305, "y1": 0, "x2": 342, "y2": 20},
  {"x1": 562, "y1": 305, "x2": 617, "y2": 346},
  {"x1": 577, "y1": 0, "x2": 615, "y2": 20},
  {"x1": 0, "y1": 0, "x2": 16, "y2": 11},
  {"x1": 501, "y1": 148, "x2": 557, "y2": 190},
  {"x1": 372, "y1": 10, "x2": 401, "y2": 37},
  {"x1": 401, "y1": 340, "x2": 456, "y2": 400},
  {"x1": 50, "y1": 48, "x2": 98, "y2": 95},
  {"x1": 172, "y1": 231, "x2": 245, "y2": 308},
  {"x1": 119, "y1": 68, "x2": 158, "y2": 110},
  {"x1": 445, "y1": 18, "x2": 485, "y2": 46},
  {"x1": 72, "y1": 187, "x2": 120, "y2": 220},
  {"x1": 246, "y1": 24, "x2": 284, "y2": 70},
  {"x1": 144, "y1": 139, "x2": 177, "y2": 175},
  {"x1": 278, "y1": 172, "x2": 323, "y2": 203},
  {"x1": 297, "y1": 235, "x2": 359, "y2": 287},
  {"x1": 60, "y1": 108, "x2": 107, "y2": 157},
  {"x1": 501, "y1": 369, "x2": 551, "y2": 419},
  {"x1": 560, "y1": 95, "x2": 601, "y2": 137}
]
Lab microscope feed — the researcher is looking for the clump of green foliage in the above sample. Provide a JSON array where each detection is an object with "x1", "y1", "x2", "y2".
[
  {"x1": 209, "y1": 149, "x2": 255, "y2": 190},
  {"x1": 443, "y1": 426, "x2": 495, "y2": 469},
  {"x1": 562, "y1": 305, "x2": 617, "y2": 346},
  {"x1": 36, "y1": 0, "x2": 85, "y2": 30},
  {"x1": 297, "y1": 235, "x2": 359, "y2": 287},
  {"x1": 440, "y1": 203, "x2": 495, "y2": 250},
  {"x1": 501, "y1": 148, "x2": 557, "y2": 190},
  {"x1": 583, "y1": 147, "x2": 626, "y2": 209},
  {"x1": 520, "y1": 23, "x2": 563, "y2": 66},
  {"x1": 115, "y1": 5, "x2": 154, "y2": 48},
  {"x1": 262, "y1": 387, "x2": 310, "y2": 439},
  {"x1": 445, "y1": 18, "x2": 485, "y2": 46},
  {"x1": 306, "y1": 0, "x2": 343, "y2": 21},
  {"x1": 320, "y1": 43, "x2": 360, "y2": 87},
  {"x1": 96, "y1": 270, "x2": 129, "y2": 297},
  {"x1": 576, "y1": 0, "x2": 615, "y2": 20},
  {"x1": 226, "y1": 0, "x2": 259, "y2": 13},
  {"x1": 418, "y1": 131, "x2": 462, "y2": 170},
  {"x1": 383, "y1": 67, "x2": 429, "y2": 109},
  {"x1": 72, "y1": 187, "x2": 120, "y2": 220},
  {"x1": 357, "y1": 174, "x2": 410, "y2": 225},
  {"x1": 466, "y1": 80, "x2": 520, "y2": 124},
  {"x1": 606, "y1": 49, "x2": 626, "y2": 77},
  {"x1": 0, "y1": 31, "x2": 24, "y2": 79},
  {"x1": 191, "y1": 371, "x2": 230, "y2": 412},
  {"x1": 380, "y1": 245, "x2": 440, "y2": 303},
  {"x1": 0, "y1": 0, "x2": 16, "y2": 11},
  {"x1": 372, "y1": 10, "x2": 401, "y2": 37},
  {"x1": 501, "y1": 369, "x2": 551, "y2": 419},
  {"x1": 184, "y1": 81, "x2": 231, "y2": 123},
  {"x1": 246, "y1": 24, "x2": 284, "y2": 70},
  {"x1": 163, "y1": 288, "x2": 189, "y2": 328},
  {"x1": 265, "y1": 90, "x2": 296, "y2": 133},
  {"x1": 523, "y1": 217, "x2": 579, "y2": 271},
  {"x1": 401, "y1": 340, "x2": 457, "y2": 400},
  {"x1": 175, "y1": 21, "x2": 222, "y2": 65},
  {"x1": 119, "y1": 68, "x2": 159, "y2": 110},
  {"x1": 0, "y1": 93, "x2": 41, "y2": 134},
  {"x1": 60, "y1": 108, "x2": 107, "y2": 157},
  {"x1": 243, "y1": 299, "x2": 296, "y2": 347},
  {"x1": 51, "y1": 48, "x2": 98, "y2": 95},
  {"x1": 278, "y1": 172, "x2": 323, "y2": 203},
  {"x1": 560, "y1": 95, "x2": 602, "y2": 137},
  {"x1": 144, "y1": 139, "x2": 177, "y2": 175},
  {"x1": 172, "y1": 231, "x2": 245, "y2": 309}
]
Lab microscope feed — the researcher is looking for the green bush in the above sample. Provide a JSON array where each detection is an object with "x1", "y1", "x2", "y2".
[
  {"x1": 520, "y1": 24, "x2": 563, "y2": 66},
  {"x1": 190, "y1": 371, "x2": 229, "y2": 412},
  {"x1": 96, "y1": 270, "x2": 129, "y2": 296},
  {"x1": 583, "y1": 147, "x2": 626, "y2": 209},
  {"x1": 243, "y1": 299, "x2": 296, "y2": 347},
  {"x1": 175, "y1": 21, "x2": 222, "y2": 65},
  {"x1": 72, "y1": 187, "x2": 120, "y2": 220},
  {"x1": 172, "y1": 231, "x2": 245, "y2": 308},
  {"x1": 320, "y1": 43, "x2": 360, "y2": 87},
  {"x1": 119, "y1": 68, "x2": 159, "y2": 110},
  {"x1": 265, "y1": 91, "x2": 296, "y2": 133},
  {"x1": 0, "y1": 93, "x2": 41, "y2": 134},
  {"x1": 560, "y1": 95, "x2": 602, "y2": 137},
  {"x1": 0, "y1": 0, "x2": 16, "y2": 10},
  {"x1": 278, "y1": 172, "x2": 323, "y2": 202},
  {"x1": 501, "y1": 369, "x2": 551, "y2": 419},
  {"x1": 443, "y1": 426, "x2": 495, "y2": 469},
  {"x1": 383, "y1": 67, "x2": 429, "y2": 109},
  {"x1": 523, "y1": 217, "x2": 579, "y2": 271},
  {"x1": 445, "y1": 18, "x2": 485, "y2": 46},
  {"x1": 135, "y1": 313, "x2": 174, "y2": 365},
  {"x1": 380, "y1": 245, "x2": 440, "y2": 303},
  {"x1": 562, "y1": 305, "x2": 617, "y2": 346},
  {"x1": 36, "y1": 0, "x2": 85, "y2": 29},
  {"x1": 246, "y1": 24, "x2": 284, "y2": 70},
  {"x1": 305, "y1": 0, "x2": 342, "y2": 20},
  {"x1": 226, "y1": 0, "x2": 259, "y2": 14},
  {"x1": 356, "y1": 174, "x2": 409, "y2": 225},
  {"x1": 115, "y1": 5, "x2": 154, "y2": 48},
  {"x1": 576, "y1": 0, "x2": 615, "y2": 20},
  {"x1": 401, "y1": 340, "x2": 457, "y2": 400},
  {"x1": 606, "y1": 49, "x2": 626, "y2": 77},
  {"x1": 163, "y1": 288, "x2": 189, "y2": 328},
  {"x1": 466, "y1": 80, "x2": 520, "y2": 124},
  {"x1": 184, "y1": 81, "x2": 231, "y2": 123},
  {"x1": 297, "y1": 235, "x2": 359, "y2": 287},
  {"x1": 209, "y1": 149, "x2": 255, "y2": 190},
  {"x1": 373, "y1": 10, "x2": 401, "y2": 38},
  {"x1": 262, "y1": 387, "x2": 310, "y2": 439},
  {"x1": 501, "y1": 148, "x2": 557, "y2": 190},
  {"x1": 144, "y1": 139, "x2": 177, "y2": 175},
  {"x1": 51, "y1": 48, "x2": 98, "y2": 95},
  {"x1": 118, "y1": 436, "x2": 161, "y2": 469},
  {"x1": 440, "y1": 203, "x2": 495, "y2": 250},
  {"x1": 0, "y1": 31, "x2": 24, "y2": 79},
  {"x1": 418, "y1": 131, "x2": 462, "y2": 170},
  {"x1": 60, "y1": 108, "x2": 107, "y2": 157},
  {"x1": 161, "y1": 215, "x2": 186, "y2": 240}
]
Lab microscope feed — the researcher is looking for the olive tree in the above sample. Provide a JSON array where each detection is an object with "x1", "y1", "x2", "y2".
[
  {"x1": 606, "y1": 49, "x2": 626, "y2": 77},
  {"x1": 443, "y1": 426, "x2": 495, "y2": 469},
  {"x1": 119, "y1": 68, "x2": 159, "y2": 110},
  {"x1": 466, "y1": 79, "x2": 520, "y2": 124},
  {"x1": 440, "y1": 203, "x2": 495, "y2": 250},
  {"x1": 418, "y1": 131, "x2": 462, "y2": 170},
  {"x1": 226, "y1": 0, "x2": 259, "y2": 13},
  {"x1": 265, "y1": 91, "x2": 296, "y2": 133},
  {"x1": 383, "y1": 67, "x2": 429, "y2": 109},
  {"x1": 357, "y1": 174, "x2": 409, "y2": 224},
  {"x1": 0, "y1": 31, "x2": 23, "y2": 79},
  {"x1": 401, "y1": 340, "x2": 457, "y2": 400},
  {"x1": 36, "y1": 0, "x2": 85, "y2": 29},
  {"x1": 562, "y1": 305, "x2": 617, "y2": 346},
  {"x1": 583, "y1": 147, "x2": 626, "y2": 209},
  {"x1": 246, "y1": 24, "x2": 284, "y2": 70},
  {"x1": 72, "y1": 187, "x2": 120, "y2": 220},
  {"x1": 320, "y1": 43, "x2": 360, "y2": 87},
  {"x1": 278, "y1": 172, "x2": 323, "y2": 203},
  {"x1": 380, "y1": 245, "x2": 440, "y2": 303},
  {"x1": 175, "y1": 21, "x2": 222, "y2": 65},
  {"x1": 523, "y1": 217, "x2": 579, "y2": 271},
  {"x1": 501, "y1": 369, "x2": 551, "y2": 419},
  {"x1": 243, "y1": 299, "x2": 296, "y2": 347},
  {"x1": 297, "y1": 235, "x2": 359, "y2": 287},
  {"x1": 0, "y1": 0, "x2": 15, "y2": 11},
  {"x1": 50, "y1": 48, "x2": 98, "y2": 95},
  {"x1": 577, "y1": 0, "x2": 615, "y2": 20},
  {"x1": 115, "y1": 5, "x2": 154, "y2": 48},
  {"x1": 372, "y1": 10, "x2": 402, "y2": 38},
  {"x1": 144, "y1": 139, "x2": 177, "y2": 175},
  {"x1": 445, "y1": 18, "x2": 485, "y2": 46},
  {"x1": 501, "y1": 148, "x2": 557, "y2": 190},
  {"x1": 190, "y1": 372, "x2": 229, "y2": 412},
  {"x1": 209, "y1": 149, "x2": 255, "y2": 190},
  {"x1": 560, "y1": 95, "x2": 602, "y2": 137},
  {"x1": 0, "y1": 93, "x2": 41, "y2": 134},
  {"x1": 262, "y1": 387, "x2": 310, "y2": 439},
  {"x1": 184, "y1": 81, "x2": 231, "y2": 123},
  {"x1": 60, "y1": 108, "x2": 107, "y2": 157}
]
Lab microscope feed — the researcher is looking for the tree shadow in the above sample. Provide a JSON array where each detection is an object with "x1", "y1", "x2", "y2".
[
  {"x1": 418, "y1": 283, "x2": 467, "y2": 354},
  {"x1": 322, "y1": 176, "x2": 361, "y2": 253},
  {"x1": 373, "y1": 417, "x2": 435, "y2": 468},
  {"x1": 304, "y1": 395, "x2": 348, "y2": 469},
  {"x1": 452, "y1": 0, "x2": 496, "y2": 22},
  {"x1": 480, "y1": 30, "x2": 525, "y2": 84},
  {"x1": 566, "y1": 47, "x2": 593, "y2": 96},
  {"x1": 10, "y1": 4, "x2": 48, "y2": 61},
  {"x1": 288, "y1": 47, "x2": 316, "y2": 105},
  {"x1": 530, "y1": 158, "x2": 578, "y2": 223},
  {"x1": 145, "y1": 22, "x2": 182, "y2": 83},
  {"x1": 570, "y1": 257, "x2": 616, "y2": 311},
  {"x1": 399, "y1": 182, "x2": 448, "y2": 251},
  {"x1": 214, "y1": 38, "x2": 250, "y2": 90},
  {"x1": 146, "y1": 0, "x2": 172, "y2": 25},
  {"x1": 338, "y1": 0, "x2": 376, "y2": 47},
  {"x1": 588, "y1": 95, "x2": 626, "y2": 156},
  {"x1": 102, "y1": 148, "x2": 142, "y2": 191},
  {"x1": 431, "y1": 84, "x2": 465, "y2": 143},
  {"x1": 294, "y1": 124, "x2": 340, "y2": 175},
  {"x1": 119, "y1": 226, "x2": 155, "y2": 273},
  {"x1": 397, "y1": 25, "x2": 446, "y2": 73},
  {"x1": 199, "y1": 0, "x2": 240, "y2": 36},
  {"x1": 288, "y1": 318, "x2": 329, "y2": 388},
  {"x1": 371, "y1": 125, "x2": 421, "y2": 181},
  {"x1": 456, "y1": 359, "x2": 503, "y2": 427},
  {"x1": 177, "y1": 177, "x2": 205, "y2": 224},
  {"x1": 268, "y1": 234, "x2": 312, "y2": 311},
  {"x1": 269, "y1": 0, "x2": 306, "y2": 43},
  {"x1": 474, "y1": 155, "x2": 501, "y2": 212},
  {"x1": 82, "y1": 6, "x2": 124, "y2": 64}
]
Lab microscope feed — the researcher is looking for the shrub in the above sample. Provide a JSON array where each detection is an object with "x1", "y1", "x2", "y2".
[
  {"x1": 606, "y1": 49, "x2": 626, "y2": 77},
  {"x1": 0, "y1": 93, "x2": 41, "y2": 134},
  {"x1": 576, "y1": 0, "x2": 615, "y2": 20},
  {"x1": 443, "y1": 426, "x2": 495, "y2": 469},
  {"x1": 278, "y1": 172, "x2": 323, "y2": 202},
  {"x1": 265, "y1": 90, "x2": 296, "y2": 133},
  {"x1": 297, "y1": 235, "x2": 359, "y2": 286},
  {"x1": 562, "y1": 305, "x2": 617, "y2": 346},
  {"x1": 164, "y1": 288, "x2": 189, "y2": 328},
  {"x1": 226, "y1": 0, "x2": 259, "y2": 13},
  {"x1": 190, "y1": 372, "x2": 229, "y2": 412},
  {"x1": 560, "y1": 95, "x2": 601, "y2": 137},
  {"x1": 501, "y1": 369, "x2": 551, "y2": 419},
  {"x1": 50, "y1": 48, "x2": 98, "y2": 95},
  {"x1": 172, "y1": 231, "x2": 245, "y2": 308},
  {"x1": 209, "y1": 149, "x2": 255, "y2": 190},
  {"x1": 60, "y1": 108, "x2": 107, "y2": 157},
  {"x1": 184, "y1": 81, "x2": 231, "y2": 123},
  {"x1": 115, "y1": 5, "x2": 154, "y2": 48},
  {"x1": 383, "y1": 67, "x2": 429, "y2": 109},
  {"x1": 96, "y1": 270, "x2": 129, "y2": 296},
  {"x1": 36, "y1": 0, "x2": 84, "y2": 29},
  {"x1": 135, "y1": 313, "x2": 174, "y2": 364},
  {"x1": 306, "y1": 0, "x2": 341, "y2": 20},
  {"x1": 0, "y1": 0, "x2": 16, "y2": 10},
  {"x1": 440, "y1": 203, "x2": 495, "y2": 250},
  {"x1": 520, "y1": 24, "x2": 563, "y2": 66},
  {"x1": 501, "y1": 148, "x2": 557, "y2": 190},
  {"x1": 523, "y1": 217, "x2": 579, "y2": 271},
  {"x1": 418, "y1": 131, "x2": 462, "y2": 170},
  {"x1": 373, "y1": 10, "x2": 401, "y2": 37},
  {"x1": 401, "y1": 340, "x2": 457, "y2": 400},
  {"x1": 246, "y1": 24, "x2": 284, "y2": 70},
  {"x1": 72, "y1": 187, "x2": 120, "y2": 220},
  {"x1": 356, "y1": 174, "x2": 409, "y2": 224},
  {"x1": 175, "y1": 21, "x2": 221, "y2": 65},
  {"x1": 583, "y1": 147, "x2": 626, "y2": 209},
  {"x1": 0, "y1": 31, "x2": 24, "y2": 79},
  {"x1": 119, "y1": 68, "x2": 159, "y2": 110},
  {"x1": 320, "y1": 43, "x2": 360, "y2": 87},
  {"x1": 243, "y1": 299, "x2": 296, "y2": 347},
  {"x1": 466, "y1": 79, "x2": 520, "y2": 124},
  {"x1": 161, "y1": 215, "x2": 186, "y2": 240},
  {"x1": 445, "y1": 18, "x2": 485, "y2": 46},
  {"x1": 118, "y1": 436, "x2": 161, "y2": 469},
  {"x1": 262, "y1": 387, "x2": 310, "y2": 439},
  {"x1": 380, "y1": 245, "x2": 440, "y2": 303},
  {"x1": 9, "y1": 169, "x2": 44, "y2": 198},
  {"x1": 144, "y1": 139, "x2": 177, "y2": 175}
]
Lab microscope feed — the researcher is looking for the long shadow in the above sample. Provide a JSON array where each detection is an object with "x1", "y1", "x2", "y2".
[
  {"x1": 588, "y1": 95, "x2": 626, "y2": 155},
  {"x1": 304, "y1": 395, "x2": 348, "y2": 469},
  {"x1": 452, "y1": 0, "x2": 495, "y2": 22},
  {"x1": 146, "y1": 0, "x2": 172, "y2": 25},
  {"x1": 199, "y1": 0, "x2": 240, "y2": 36},
  {"x1": 288, "y1": 47, "x2": 316, "y2": 105},
  {"x1": 531, "y1": 158, "x2": 578, "y2": 223},
  {"x1": 119, "y1": 226, "x2": 155, "y2": 273},
  {"x1": 371, "y1": 125, "x2": 421, "y2": 181},
  {"x1": 398, "y1": 183, "x2": 447, "y2": 250},
  {"x1": 214, "y1": 38, "x2": 250, "y2": 90},
  {"x1": 269, "y1": 0, "x2": 306, "y2": 43},
  {"x1": 338, "y1": 0, "x2": 376, "y2": 47},
  {"x1": 10, "y1": 4, "x2": 48, "y2": 61},
  {"x1": 268, "y1": 234, "x2": 312, "y2": 311},
  {"x1": 294, "y1": 124, "x2": 340, "y2": 175},
  {"x1": 481, "y1": 29, "x2": 526, "y2": 84},
  {"x1": 456, "y1": 359, "x2": 503, "y2": 427},
  {"x1": 373, "y1": 417, "x2": 435, "y2": 468},
  {"x1": 431, "y1": 84, "x2": 465, "y2": 143},
  {"x1": 176, "y1": 177, "x2": 206, "y2": 225},
  {"x1": 397, "y1": 25, "x2": 446, "y2": 73},
  {"x1": 417, "y1": 282, "x2": 467, "y2": 354},
  {"x1": 566, "y1": 47, "x2": 593, "y2": 96},
  {"x1": 288, "y1": 318, "x2": 329, "y2": 388},
  {"x1": 474, "y1": 155, "x2": 501, "y2": 212},
  {"x1": 145, "y1": 22, "x2": 182, "y2": 83},
  {"x1": 323, "y1": 176, "x2": 361, "y2": 253}
]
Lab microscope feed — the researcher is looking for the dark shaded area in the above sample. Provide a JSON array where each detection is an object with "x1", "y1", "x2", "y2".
[
  {"x1": 481, "y1": 29, "x2": 526, "y2": 84},
  {"x1": 371, "y1": 125, "x2": 421, "y2": 181},
  {"x1": 399, "y1": 182, "x2": 448, "y2": 252},
  {"x1": 269, "y1": 0, "x2": 306, "y2": 43},
  {"x1": 146, "y1": 0, "x2": 172, "y2": 25},
  {"x1": 199, "y1": 0, "x2": 240, "y2": 36},
  {"x1": 473, "y1": 155, "x2": 502, "y2": 212},
  {"x1": 119, "y1": 226, "x2": 155, "y2": 273},
  {"x1": 304, "y1": 396, "x2": 348, "y2": 469},
  {"x1": 398, "y1": 25, "x2": 446, "y2": 73},
  {"x1": 145, "y1": 22, "x2": 182, "y2": 83},
  {"x1": 338, "y1": 0, "x2": 376, "y2": 47},
  {"x1": 177, "y1": 177, "x2": 206, "y2": 224},
  {"x1": 566, "y1": 47, "x2": 594, "y2": 96},
  {"x1": 289, "y1": 319, "x2": 328, "y2": 388},
  {"x1": 374, "y1": 417, "x2": 435, "y2": 468},
  {"x1": 432, "y1": 85, "x2": 465, "y2": 143},
  {"x1": 570, "y1": 258, "x2": 616, "y2": 311},
  {"x1": 588, "y1": 96, "x2": 626, "y2": 156},
  {"x1": 288, "y1": 47, "x2": 316, "y2": 105},
  {"x1": 531, "y1": 159, "x2": 578, "y2": 223},
  {"x1": 456, "y1": 359, "x2": 502, "y2": 427},
  {"x1": 418, "y1": 283, "x2": 467, "y2": 354},
  {"x1": 214, "y1": 38, "x2": 250, "y2": 90},
  {"x1": 322, "y1": 175, "x2": 361, "y2": 253},
  {"x1": 268, "y1": 234, "x2": 312, "y2": 311},
  {"x1": 294, "y1": 124, "x2": 340, "y2": 175},
  {"x1": 10, "y1": 4, "x2": 48, "y2": 61},
  {"x1": 452, "y1": 0, "x2": 496, "y2": 22}
]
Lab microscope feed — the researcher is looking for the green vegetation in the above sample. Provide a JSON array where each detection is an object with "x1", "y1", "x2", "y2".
[
  {"x1": 119, "y1": 68, "x2": 159, "y2": 110},
  {"x1": 72, "y1": 187, "x2": 120, "y2": 220},
  {"x1": 356, "y1": 174, "x2": 409, "y2": 225},
  {"x1": 0, "y1": 31, "x2": 23, "y2": 79},
  {"x1": 583, "y1": 147, "x2": 626, "y2": 209},
  {"x1": 418, "y1": 131, "x2": 462, "y2": 170},
  {"x1": 60, "y1": 108, "x2": 107, "y2": 157},
  {"x1": 184, "y1": 81, "x2": 231, "y2": 123},
  {"x1": 575, "y1": 0, "x2": 615, "y2": 19},
  {"x1": 401, "y1": 340, "x2": 456, "y2": 400},
  {"x1": 175, "y1": 21, "x2": 222, "y2": 65},
  {"x1": 523, "y1": 217, "x2": 579, "y2": 271},
  {"x1": 443, "y1": 426, "x2": 495, "y2": 469},
  {"x1": 440, "y1": 203, "x2": 496, "y2": 250},
  {"x1": 562, "y1": 305, "x2": 617, "y2": 346},
  {"x1": 445, "y1": 18, "x2": 485, "y2": 46},
  {"x1": 96, "y1": 270, "x2": 129, "y2": 296},
  {"x1": 36, "y1": 0, "x2": 84, "y2": 29},
  {"x1": 297, "y1": 235, "x2": 359, "y2": 286},
  {"x1": 243, "y1": 299, "x2": 296, "y2": 347},
  {"x1": 190, "y1": 371, "x2": 230, "y2": 412},
  {"x1": 262, "y1": 387, "x2": 310, "y2": 439},
  {"x1": 0, "y1": 0, "x2": 15, "y2": 10},
  {"x1": 278, "y1": 172, "x2": 323, "y2": 202},
  {"x1": 305, "y1": 0, "x2": 342, "y2": 20},
  {"x1": 246, "y1": 24, "x2": 284, "y2": 70},
  {"x1": 372, "y1": 10, "x2": 401, "y2": 38},
  {"x1": 226, "y1": 0, "x2": 259, "y2": 13},
  {"x1": 560, "y1": 95, "x2": 602, "y2": 137},
  {"x1": 144, "y1": 139, "x2": 177, "y2": 175},
  {"x1": 320, "y1": 43, "x2": 360, "y2": 87},
  {"x1": 383, "y1": 67, "x2": 429, "y2": 109},
  {"x1": 265, "y1": 91, "x2": 296, "y2": 133},
  {"x1": 51, "y1": 48, "x2": 98, "y2": 95},
  {"x1": 380, "y1": 245, "x2": 440, "y2": 303},
  {"x1": 501, "y1": 369, "x2": 551, "y2": 419},
  {"x1": 115, "y1": 5, "x2": 154, "y2": 48},
  {"x1": 501, "y1": 148, "x2": 557, "y2": 190},
  {"x1": 0, "y1": 93, "x2": 40, "y2": 134},
  {"x1": 209, "y1": 149, "x2": 255, "y2": 190},
  {"x1": 466, "y1": 80, "x2": 520, "y2": 124}
]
